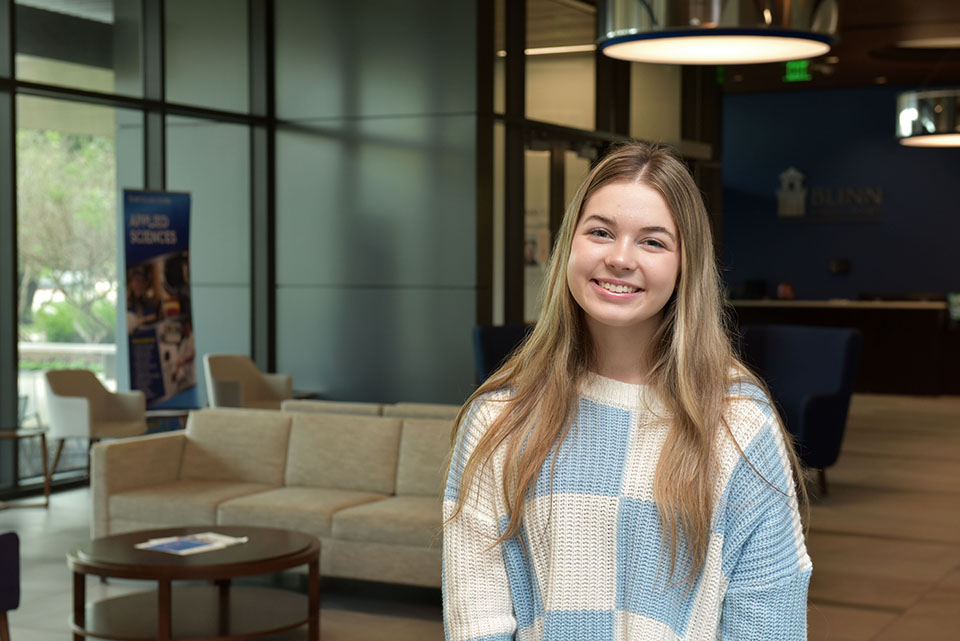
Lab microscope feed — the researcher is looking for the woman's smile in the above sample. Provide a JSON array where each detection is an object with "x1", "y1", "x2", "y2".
[{"x1": 592, "y1": 278, "x2": 643, "y2": 295}]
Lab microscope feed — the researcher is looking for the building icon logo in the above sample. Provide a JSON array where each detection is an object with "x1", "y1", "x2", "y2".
[{"x1": 776, "y1": 167, "x2": 807, "y2": 217}]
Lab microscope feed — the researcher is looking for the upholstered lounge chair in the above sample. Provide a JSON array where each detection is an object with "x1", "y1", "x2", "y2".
[
  {"x1": 739, "y1": 324, "x2": 863, "y2": 495},
  {"x1": 472, "y1": 324, "x2": 533, "y2": 384},
  {"x1": 202, "y1": 354, "x2": 292, "y2": 410},
  {"x1": 0, "y1": 531, "x2": 20, "y2": 641},
  {"x1": 42, "y1": 370, "x2": 147, "y2": 482}
]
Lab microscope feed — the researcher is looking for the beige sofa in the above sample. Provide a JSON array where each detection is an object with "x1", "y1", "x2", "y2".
[
  {"x1": 91, "y1": 406, "x2": 456, "y2": 588},
  {"x1": 280, "y1": 399, "x2": 460, "y2": 420}
]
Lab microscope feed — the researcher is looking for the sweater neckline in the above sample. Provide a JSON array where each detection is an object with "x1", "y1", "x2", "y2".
[{"x1": 580, "y1": 372, "x2": 646, "y2": 408}]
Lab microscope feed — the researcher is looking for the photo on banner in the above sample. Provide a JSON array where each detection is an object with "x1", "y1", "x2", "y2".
[{"x1": 123, "y1": 190, "x2": 198, "y2": 409}]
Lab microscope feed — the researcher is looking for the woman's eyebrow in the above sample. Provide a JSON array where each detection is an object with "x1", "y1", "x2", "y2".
[{"x1": 581, "y1": 214, "x2": 616, "y2": 227}]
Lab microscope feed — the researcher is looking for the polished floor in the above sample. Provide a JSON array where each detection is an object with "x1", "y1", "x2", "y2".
[{"x1": 2, "y1": 393, "x2": 958, "y2": 640}]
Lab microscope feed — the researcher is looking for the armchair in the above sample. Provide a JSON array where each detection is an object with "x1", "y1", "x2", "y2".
[
  {"x1": 42, "y1": 370, "x2": 148, "y2": 481},
  {"x1": 739, "y1": 324, "x2": 863, "y2": 495},
  {"x1": 472, "y1": 324, "x2": 533, "y2": 384},
  {"x1": 0, "y1": 531, "x2": 19, "y2": 641},
  {"x1": 202, "y1": 354, "x2": 292, "y2": 410}
]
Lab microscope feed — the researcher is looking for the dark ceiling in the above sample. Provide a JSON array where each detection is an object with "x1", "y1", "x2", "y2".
[
  {"x1": 523, "y1": 0, "x2": 960, "y2": 92},
  {"x1": 725, "y1": 0, "x2": 960, "y2": 92}
]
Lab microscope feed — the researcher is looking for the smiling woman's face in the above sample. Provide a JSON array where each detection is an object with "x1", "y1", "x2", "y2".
[{"x1": 566, "y1": 180, "x2": 681, "y2": 341}]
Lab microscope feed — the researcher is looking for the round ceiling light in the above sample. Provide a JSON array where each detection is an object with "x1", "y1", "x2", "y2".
[
  {"x1": 599, "y1": 0, "x2": 837, "y2": 65},
  {"x1": 897, "y1": 89, "x2": 960, "y2": 147}
]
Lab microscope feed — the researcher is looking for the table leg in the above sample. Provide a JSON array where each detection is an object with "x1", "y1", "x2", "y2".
[
  {"x1": 39, "y1": 432, "x2": 49, "y2": 508},
  {"x1": 158, "y1": 579, "x2": 171, "y2": 641},
  {"x1": 73, "y1": 572, "x2": 85, "y2": 641},
  {"x1": 308, "y1": 559, "x2": 320, "y2": 641},
  {"x1": 216, "y1": 579, "x2": 231, "y2": 635}
]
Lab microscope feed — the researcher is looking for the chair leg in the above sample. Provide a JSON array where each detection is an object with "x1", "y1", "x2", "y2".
[
  {"x1": 49, "y1": 439, "x2": 65, "y2": 486},
  {"x1": 0, "y1": 611, "x2": 10, "y2": 641},
  {"x1": 818, "y1": 469, "x2": 829, "y2": 496},
  {"x1": 87, "y1": 438, "x2": 99, "y2": 476}
]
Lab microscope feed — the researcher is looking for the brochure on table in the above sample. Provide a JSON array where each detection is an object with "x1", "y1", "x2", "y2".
[{"x1": 135, "y1": 532, "x2": 248, "y2": 556}]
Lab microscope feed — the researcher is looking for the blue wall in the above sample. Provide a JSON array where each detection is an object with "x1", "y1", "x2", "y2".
[{"x1": 722, "y1": 86, "x2": 960, "y2": 300}]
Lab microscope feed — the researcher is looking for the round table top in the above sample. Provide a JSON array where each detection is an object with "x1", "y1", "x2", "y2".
[{"x1": 68, "y1": 526, "x2": 320, "y2": 580}]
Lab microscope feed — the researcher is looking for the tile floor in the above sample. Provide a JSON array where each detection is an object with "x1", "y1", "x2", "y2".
[{"x1": 2, "y1": 393, "x2": 958, "y2": 640}]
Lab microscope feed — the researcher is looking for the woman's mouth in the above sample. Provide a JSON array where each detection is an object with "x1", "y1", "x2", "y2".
[{"x1": 594, "y1": 280, "x2": 642, "y2": 294}]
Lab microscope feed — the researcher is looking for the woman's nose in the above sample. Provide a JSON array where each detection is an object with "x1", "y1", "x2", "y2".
[{"x1": 606, "y1": 240, "x2": 637, "y2": 270}]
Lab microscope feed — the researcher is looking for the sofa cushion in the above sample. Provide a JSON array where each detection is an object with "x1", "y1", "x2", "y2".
[
  {"x1": 331, "y1": 495, "x2": 441, "y2": 547},
  {"x1": 217, "y1": 487, "x2": 386, "y2": 538},
  {"x1": 382, "y1": 403, "x2": 460, "y2": 420},
  {"x1": 325, "y1": 539, "x2": 441, "y2": 588},
  {"x1": 395, "y1": 418, "x2": 453, "y2": 496},
  {"x1": 286, "y1": 413, "x2": 402, "y2": 494},
  {"x1": 109, "y1": 479, "x2": 275, "y2": 525},
  {"x1": 282, "y1": 400, "x2": 383, "y2": 416},
  {"x1": 180, "y1": 409, "x2": 291, "y2": 484}
]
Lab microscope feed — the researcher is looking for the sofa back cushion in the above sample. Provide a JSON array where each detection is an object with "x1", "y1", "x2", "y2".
[
  {"x1": 382, "y1": 402, "x2": 460, "y2": 420},
  {"x1": 180, "y1": 408, "x2": 291, "y2": 485},
  {"x1": 281, "y1": 399, "x2": 383, "y2": 416},
  {"x1": 286, "y1": 413, "x2": 401, "y2": 494},
  {"x1": 395, "y1": 418, "x2": 453, "y2": 496}
]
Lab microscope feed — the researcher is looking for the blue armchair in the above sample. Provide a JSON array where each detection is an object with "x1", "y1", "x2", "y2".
[
  {"x1": 739, "y1": 324, "x2": 863, "y2": 495},
  {"x1": 472, "y1": 325, "x2": 533, "y2": 384},
  {"x1": 0, "y1": 531, "x2": 19, "y2": 641}
]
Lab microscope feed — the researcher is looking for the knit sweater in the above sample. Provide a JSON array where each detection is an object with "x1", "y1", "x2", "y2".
[{"x1": 442, "y1": 374, "x2": 811, "y2": 641}]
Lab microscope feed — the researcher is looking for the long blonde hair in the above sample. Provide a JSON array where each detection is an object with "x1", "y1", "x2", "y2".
[{"x1": 450, "y1": 142, "x2": 802, "y2": 582}]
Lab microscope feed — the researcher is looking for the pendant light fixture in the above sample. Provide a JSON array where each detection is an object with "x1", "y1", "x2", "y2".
[
  {"x1": 598, "y1": 0, "x2": 838, "y2": 65},
  {"x1": 897, "y1": 89, "x2": 960, "y2": 147}
]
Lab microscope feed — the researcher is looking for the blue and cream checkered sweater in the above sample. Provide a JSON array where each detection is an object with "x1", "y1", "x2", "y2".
[{"x1": 443, "y1": 374, "x2": 811, "y2": 641}]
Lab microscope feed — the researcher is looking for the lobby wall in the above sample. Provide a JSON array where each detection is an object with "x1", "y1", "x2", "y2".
[
  {"x1": 722, "y1": 85, "x2": 960, "y2": 300},
  {"x1": 272, "y1": 0, "x2": 478, "y2": 404}
]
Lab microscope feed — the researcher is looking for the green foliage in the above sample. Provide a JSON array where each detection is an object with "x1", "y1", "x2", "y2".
[
  {"x1": 28, "y1": 300, "x2": 116, "y2": 344},
  {"x1": 18, "y1": 359, "x2": 104, "y2": 374},
  {"x1": 16, "y1": 127, "x2": 118, "y2": 343},
  {"x1": 32, "y1": 303, "x2": 78, "y2": 343}
]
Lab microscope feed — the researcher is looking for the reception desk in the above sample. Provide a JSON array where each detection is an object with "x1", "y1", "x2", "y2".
[{"x1": 731, "y1": 299, "x2": 959, "y2": 395}]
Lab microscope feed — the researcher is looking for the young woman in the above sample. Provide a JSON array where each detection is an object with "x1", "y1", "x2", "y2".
[{"x1": 443, "y1": 143, "x2": 810, "y2": 641}]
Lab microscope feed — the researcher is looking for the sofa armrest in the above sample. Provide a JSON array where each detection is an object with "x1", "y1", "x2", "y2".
[
  {"x1": 211, "y1": 379, "x2": 243, "y2": 407},
  {"x1": 263, "y1": 373, "x2": 292, "y2": 399},
  {"x1": 90, "y1": 431, "x2": 186, "y2": 539}
]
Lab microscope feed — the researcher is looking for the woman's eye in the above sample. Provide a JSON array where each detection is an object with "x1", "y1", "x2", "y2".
[
  {"x1": 642, "y1": 238, "x2": 666, "y2": 249},
  {"x1": 588, "y1": 229, "x2": 611, "y2": 239}
]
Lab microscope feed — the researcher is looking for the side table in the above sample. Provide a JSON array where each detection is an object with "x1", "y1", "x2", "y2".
[{"x1": 0, "y1": 428, "x2": 49, "y2": 509}]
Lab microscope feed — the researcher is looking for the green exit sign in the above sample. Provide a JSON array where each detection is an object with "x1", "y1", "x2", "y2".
[{"x1": 783, "y1": 60, "x2": 812, "y2": 82}]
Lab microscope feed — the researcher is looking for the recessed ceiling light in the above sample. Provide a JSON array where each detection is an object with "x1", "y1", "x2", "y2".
[
  {"x1": 896, "y1": 37, "x2": 960, "y2": 49},
  {"x1": 495, "y1": 44, "x2": 597, "y2": 58}
]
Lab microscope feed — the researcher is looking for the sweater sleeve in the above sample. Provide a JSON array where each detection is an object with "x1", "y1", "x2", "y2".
[
  {"x1": 442, "y1": 398, "x2": 517, "y2": 641},
  {"x1": 718, "y1": 410, "x2": 812, "y2": 641}
]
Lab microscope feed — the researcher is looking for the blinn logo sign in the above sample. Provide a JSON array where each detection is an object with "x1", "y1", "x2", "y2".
[{"x1": 777, "y1": 167, "x2": 883, "y2": 220}]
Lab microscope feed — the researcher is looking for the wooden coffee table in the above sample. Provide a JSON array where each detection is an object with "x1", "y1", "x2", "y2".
[{"x1": 67, "y1": 526, "x2": 320, "y2": 641}]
